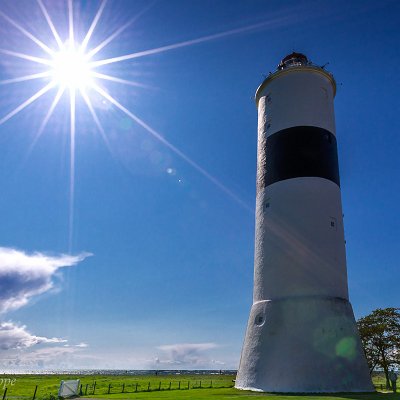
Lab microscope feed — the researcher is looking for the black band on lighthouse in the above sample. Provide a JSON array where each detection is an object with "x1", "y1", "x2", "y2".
[{"x1": 262, "y1": 126, "x2": 340, "y2": 188}]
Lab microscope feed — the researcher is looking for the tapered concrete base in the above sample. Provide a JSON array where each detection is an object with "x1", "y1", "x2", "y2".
[{"x1": 235, "y1": 297, "x2": 373, "y2": 393}]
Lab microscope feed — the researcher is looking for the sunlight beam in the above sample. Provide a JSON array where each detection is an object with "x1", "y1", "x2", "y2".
[
  {"x1": 0, "y1": 10, "x2": 54, "y2": 56},
  {"x1": 26, "y1": 86, "x2": 65, "y2": 157},
  {"x1": 92, "y1": 72, "x2": 150, "y2": 89},
  {"x1": 80, "y1": 0, "x2": 108, "y2": 52},
  {"x1": 80, "y1": 89, "x2": 105, "y2": 135},
  {"x1": 0, "y1": 82, "x2": 54, "y2": 125},
  {"x1": 37, "y1": 0, "x2": 64, "y2": 50},
  {"x1": 37, "y1": 86, "x2": 65, "y2": 141},
  {"x1": 91, "y1": 17, "x2": 291, "y2": 67},
  {"x1": 92, "y1": 84, "x2": 252, "y2": 212},
  {"x1": 86, "y1": 19, "x2": 134, "y2": 59},
  {"x1": 87, "y1": 1, "x2": 155, "y2": 59},
  {"x1": 0, "y1": 48, "x2": 52, "y2": 65},
  {"x1": 80, "y1": 89, "x2": 111, "y2": 150},
  {"x1": 68, "y1": 0, "x2": 74, "y2": 44},
  {"x1": 68, "y1": 88, "x2": 76, "y2": 252},
  {"x1": 0, "y1": 71, "x2": 51, "y2": 85}
]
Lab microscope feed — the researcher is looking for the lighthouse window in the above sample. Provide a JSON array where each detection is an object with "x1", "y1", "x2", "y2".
[
  {"x1": 255, "y1": 314, "x2": 264, "y2": 326},
  {"x1": 331, "y1": 221, "x2": 335, "y2": 227}
]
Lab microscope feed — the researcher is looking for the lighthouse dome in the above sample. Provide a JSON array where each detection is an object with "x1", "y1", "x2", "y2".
[{"x1": 278, "y1": 52, "x2": 309, "y2": 70}]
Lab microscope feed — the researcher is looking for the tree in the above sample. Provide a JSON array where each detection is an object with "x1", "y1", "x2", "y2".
[{"x1": 357, "y1": 308, "x2": 400, "y2": 389}]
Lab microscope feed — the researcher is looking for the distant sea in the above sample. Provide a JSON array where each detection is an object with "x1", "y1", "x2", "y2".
[{"x1": 1, "y1": 369, "x2": 237, "y2": 375}]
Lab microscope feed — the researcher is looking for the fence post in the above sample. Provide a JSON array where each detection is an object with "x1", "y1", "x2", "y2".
[
  {"x1": 93, "y1": 382, "x2": 96, "y2": 395},
  {"x1": 79, "y1": 383, "x2": 83, "y2": 396},
  {"x1": 158, "y1": 382, "x2": 161, "y2": 391},
  {"x1": 135, "y1": 383, "x2": 138, "y2": 392},
  {"x1": 2, "y1": 388, "x2": 7, "y2": 400},
  {"x1": 199, "y1": 381, "x2": 202, "y2": 388},
  {"x1": 147, "y1": 382, "x2": 150, "y2": 391},
  {"x1": 122, "y1": 383, "x2": 125, "y2": 393},
  {"x1": 108, "y1": 383, "x2": 111, "y2": 394},
  {"x1": 85, "y1": 384, "x2": 88, "y2": 395},
  {"x1": 32, "y1": 385, "x2": 38, "y2": 400}
]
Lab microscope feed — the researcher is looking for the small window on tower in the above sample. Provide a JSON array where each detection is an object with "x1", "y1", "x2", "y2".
[
  {"x1": 255, "y1": 314, "x2": 264, "y2": 326},
  {"x1": 330, "y1": 217, "x2": 337, "y2": 230}
]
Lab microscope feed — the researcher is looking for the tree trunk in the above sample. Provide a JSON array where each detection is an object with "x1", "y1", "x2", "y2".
[
  {"x1": 381, "y1": 351, "x2": 391, "y2": 389},
  {"x1": 383, "y1": 367, "x2": 391, "y2": 389}
]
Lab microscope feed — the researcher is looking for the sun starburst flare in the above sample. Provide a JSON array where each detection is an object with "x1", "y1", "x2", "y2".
[
  {"x1": 0, "y1": 1, "x2": 262, "y2": 249},
  {"x1": 51, "y1": 43, "x2": 92, "y2": 90}
]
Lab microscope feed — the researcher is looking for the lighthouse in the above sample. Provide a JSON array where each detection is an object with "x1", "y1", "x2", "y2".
[{"x1": 235, "y1": 53, "x2": 373, "y2": 393}]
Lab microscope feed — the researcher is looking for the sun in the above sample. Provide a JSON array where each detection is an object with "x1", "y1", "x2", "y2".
[
  {"x1": 0, "y1": 0, "x2": 253, "y2": 249},
  {"x1": 51, "y1": 42, "x2": 93, "y2": 90}
]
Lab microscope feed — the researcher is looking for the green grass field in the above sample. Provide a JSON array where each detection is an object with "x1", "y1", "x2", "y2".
[{"x1": 1, "y1": 373, "x2": 399, "y2": 400}]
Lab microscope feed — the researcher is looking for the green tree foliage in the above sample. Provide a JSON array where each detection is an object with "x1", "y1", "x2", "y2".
[{"x1": 357, "y1": 308, "x2": 400, "y2": 389}]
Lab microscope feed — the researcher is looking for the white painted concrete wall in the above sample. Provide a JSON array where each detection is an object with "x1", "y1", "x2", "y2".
[
  {"x1": 236, "y1": 65, "x2": 373, "y2": 393},
  {"x1": 257, "y1": 67, "x2": 336, "y2": 138},
  {"x1": 253, "y1": 178, "x2": 348, "y2": 302},
  {"x1": 236, "y1": 297, "x2": 373, "y2": 392}
]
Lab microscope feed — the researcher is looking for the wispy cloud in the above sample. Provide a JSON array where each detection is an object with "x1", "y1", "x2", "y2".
[
  {"x1": 0, "y1": 321, "x2": 66, "y2": 350},
  {"x1": 0, "y1": 247, "x2": 91, "y2": 313},
  {"x1": 155, "y1": 342, "x2": 223, "y2": 367},
  {"x1": 64, "y1": 342, "x2": 89, "y2": 348},
  {"x1": 0, "y1": 344, "x2": 95, "y2": 370}
]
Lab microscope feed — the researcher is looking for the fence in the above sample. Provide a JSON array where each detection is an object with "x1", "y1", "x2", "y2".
[
  {"x1": 82, "y1": 379, "x2": 233, "y2": 395},
  {"x1": 2, "y1": 385, "x2": 38, "y2": 400},
  {"x1": 2, "y1": 379, "x2": 235, "y2": 399}
]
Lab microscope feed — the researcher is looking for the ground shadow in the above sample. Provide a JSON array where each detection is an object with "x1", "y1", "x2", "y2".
[{"x1": 267, "y1": 392, "x2": 400, "y2": 400}]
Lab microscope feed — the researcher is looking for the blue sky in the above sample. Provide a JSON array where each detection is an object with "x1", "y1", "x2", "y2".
[{"x1": 0, "y1": 0, "x2": 398, "y2": 370}]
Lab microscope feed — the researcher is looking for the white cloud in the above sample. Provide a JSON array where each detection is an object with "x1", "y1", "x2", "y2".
[
  {"x1": 0, "y1": 322, "x2": 66, "y2": 350},
  {"x1": 64, "y1": 342, "x2": 89, "y2": 348},
  {"x1": 0, "y1": 345, "x2": 96, "y2": 370},
  {"x1": 0, "y1": 247, "x2": 91, "y2": 313},
  {"x1": 75, "y1": 342, "x2": 88, "y2": 348},
  {"x1": 155, "y1": 342, "x2": 223, "y2": 367},
  {"x1": 0, "y1": 247, "x2": 91, "y2": 361}
]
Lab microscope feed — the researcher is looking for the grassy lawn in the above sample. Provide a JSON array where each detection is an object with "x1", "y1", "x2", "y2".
[
  {"x1": 1, "y1": 373, "x2": 399, "y2": 400},
  {"x1": 85, "y1": 388, "x2": 400, "y2": 400},
  {"x1": 1, "y1": 374, "x2": 233, "y2": 398}
]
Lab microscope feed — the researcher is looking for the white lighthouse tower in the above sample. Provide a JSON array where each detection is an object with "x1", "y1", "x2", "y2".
[{"x1": 235, "y1": 53, "x2": 373, "y2": 393}]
